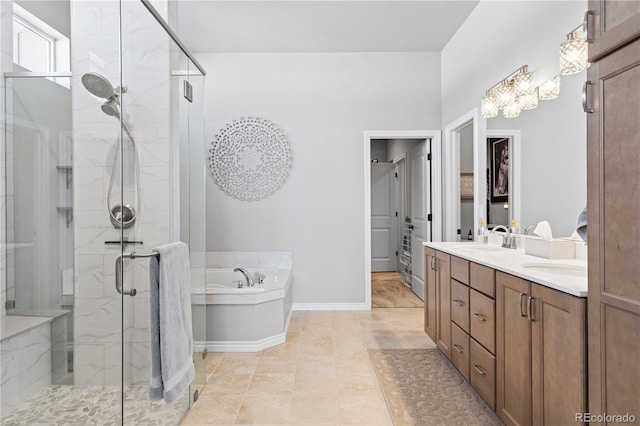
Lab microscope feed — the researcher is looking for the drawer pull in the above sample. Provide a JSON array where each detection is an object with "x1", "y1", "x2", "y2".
[
  {"x1": 582, "y1": 80, "x2": 595, "y2": 113},
  {"x1": 473, "y1": 313, "x2": 487, "y2": 322},
  {"x1": 528, "y1": 296, "x2": 536, "y2": 322},
  {"x1": 453, "y1": 299, "x2": 465, "y2": 307},
  {"x1": 473, "y1": 364, "x2": 487, "y2": 376},
  {"x1": 453, "y1": 344, "x2": 464, "y2": 353},
  {"x1": 519, "y1": 293, "x2": 527, "y2": 317}
]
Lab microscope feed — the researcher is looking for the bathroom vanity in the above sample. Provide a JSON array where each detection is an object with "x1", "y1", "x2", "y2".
[{"x1": 423, "y1": 242, "x2": 587, "y2": 426}]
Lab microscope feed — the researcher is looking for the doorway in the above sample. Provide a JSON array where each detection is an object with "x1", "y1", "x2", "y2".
[{"x1": 364, "y1": 130, "x2": 443, "y2": 309}]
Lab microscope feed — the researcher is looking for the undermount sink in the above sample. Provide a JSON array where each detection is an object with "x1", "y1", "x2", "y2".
[{"x1": 521, "y1": 263, "x2": 587, "y2": 276}]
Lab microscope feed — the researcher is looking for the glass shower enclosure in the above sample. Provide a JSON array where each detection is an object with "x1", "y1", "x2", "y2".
[{"x1": 1, "y1": 0, "x2": 207, "y2": 423}]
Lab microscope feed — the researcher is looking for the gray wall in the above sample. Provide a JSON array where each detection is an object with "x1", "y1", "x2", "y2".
[
  {"x1": 201, "y1": 52, "x2": 441, "y2": 305},
  {"x1": 370, "y1": 140, "x2": 388, "y2": 162}
]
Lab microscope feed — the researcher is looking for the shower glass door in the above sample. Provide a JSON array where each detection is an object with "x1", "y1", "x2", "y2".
[{"x1": 118, "y1": 0, "x2": 207, "y2": 422}]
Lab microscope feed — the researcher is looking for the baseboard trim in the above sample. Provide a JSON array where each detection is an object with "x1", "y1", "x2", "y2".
[
  {"x1": 292, "y1": 303, "x2": 369, "y2": 311},
  {"x1": 194, "y1": 309, "x2": 292, "y2": 353}
]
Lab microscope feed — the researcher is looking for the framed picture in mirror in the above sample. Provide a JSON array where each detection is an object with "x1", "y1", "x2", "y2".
[{"x1": 490, "y1": 138, "x2": 509, "y2": 203}]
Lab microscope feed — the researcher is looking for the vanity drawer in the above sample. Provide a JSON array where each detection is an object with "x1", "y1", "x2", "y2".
[
  {"x1": 470, "y1": 262, "x2": 495, "y2": 298},
  {"x1": 451, "y1": 322, "x2": 470, "y2": 380},
  {"x1": 451, "y1": 256, "x2": 469, "y2": 285},
  {"x1": 470, "y1": 289, "x2": 496, "y2": 353},
  {"x1": 451, "y1": 279, "x2": 470, "y2": 332},
  {"x1": 470, "y1": 338, "x2": 496, "y2": 410}
]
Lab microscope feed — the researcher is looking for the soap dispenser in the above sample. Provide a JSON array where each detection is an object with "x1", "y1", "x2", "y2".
[{"x1": 467, "y1": 230, "x2": 473, "y2": 241}]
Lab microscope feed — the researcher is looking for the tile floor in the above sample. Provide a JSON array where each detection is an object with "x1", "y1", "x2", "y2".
[{"x1": 181, "y1": 308, "x2": 436, "y2": 425}]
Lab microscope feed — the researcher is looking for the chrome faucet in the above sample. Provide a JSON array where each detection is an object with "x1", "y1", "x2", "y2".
[
  {"x1": 524, "y1": 224, "x2": 537, "y2": 235},
  {"x1": 492, "y1": 225, "x2": 516, "y2": 249},
  {"x1": 233, "y1": 267, "x2": 254, "y2": 287}
]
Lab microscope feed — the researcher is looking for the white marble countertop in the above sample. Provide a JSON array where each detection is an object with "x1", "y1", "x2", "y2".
[{"x1": 423, "y1": 241, "x2": 588, "y2": 298}]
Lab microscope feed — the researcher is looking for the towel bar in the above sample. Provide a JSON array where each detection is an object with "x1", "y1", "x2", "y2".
[{"x1": 115, "y1": 250, "x2": 159, "y2": 296}]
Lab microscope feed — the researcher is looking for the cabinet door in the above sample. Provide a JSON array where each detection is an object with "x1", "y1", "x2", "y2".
[
  {"x1": 530, "y1": 284, "x2": 586, "y2": 426},
  {"x1": 588, "y1": 0, "x2": 640, "y2": 61},
  {"x1": 436, "y1": 252, "x2": 451, "y2": 359},
  {"x1": 496, "y1": 272, "x2": 531, "y2": 426},
  {"x1": 424, "y1": 248, "x2": 437, "y2": 341},
  {"x1": 587, "y1": 37, "x2": 640, "y2": 421}
]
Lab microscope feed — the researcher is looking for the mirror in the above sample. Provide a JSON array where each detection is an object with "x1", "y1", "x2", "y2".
[{"x1": 485, "y1": 70, "x2": 586, "y2": 237}]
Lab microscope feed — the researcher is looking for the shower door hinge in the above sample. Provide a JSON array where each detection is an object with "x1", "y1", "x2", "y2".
[
  {"x1": 183, "y1": 80, "x2": 193, "y2": 103},
  {"x1": 5, "y1": 300, "x2": 15, "y2": 310}
]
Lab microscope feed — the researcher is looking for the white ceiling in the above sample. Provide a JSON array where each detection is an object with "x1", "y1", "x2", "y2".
[{"x1": 175, "y1": 1, "x2": 480, "y2": 53}]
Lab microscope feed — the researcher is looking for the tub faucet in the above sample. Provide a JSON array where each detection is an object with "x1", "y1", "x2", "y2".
[
  {"x1": 234, "y1": 267, "x2": 254, "y2": 287},
  {"x1": 492, "y1": 225, "x2": 516, "y2": 249}
]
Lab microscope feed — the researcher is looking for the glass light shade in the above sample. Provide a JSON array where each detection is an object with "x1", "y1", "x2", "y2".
[
  {"x1": 519, "y1": 89, "x2": 539, "y2": 110},
  {"x1": 481, "y1": 94, "x2": 499, "y2": 118},
  {"x1": 514, "y1": 71, "x2": 534, "y2": 96},
  {"x1": 496, "y1": 82, "x2": 515, "y2": 108},
  {"x1": 560, "y1": 36, "x2": 587, "y2": 75},
  {"x1": 539, "y1": 75, "x2": 560, "y2": 100},
  {"x1": 503, "y1": 99, "x2": 521, "y2": 118}
]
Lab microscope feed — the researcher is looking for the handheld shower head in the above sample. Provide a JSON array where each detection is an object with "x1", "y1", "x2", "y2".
[
  {"x1": 101, "y1": 98, "x2": 120, "y2": 117},
  {"x1": 82, "y1": 72, "x2": 115, "y2": 99}
]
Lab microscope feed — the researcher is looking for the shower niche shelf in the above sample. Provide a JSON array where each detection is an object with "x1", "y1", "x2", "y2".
[
  {"x1": 56, "y1": 207, "x2": 73, "y2": 228},
  {"x1": 56, "y1": 165, "x2": 72, "y2": 188}
]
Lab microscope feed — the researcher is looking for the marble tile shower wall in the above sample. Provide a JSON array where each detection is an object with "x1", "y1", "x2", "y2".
[
  {"x1": 1, "y1": 0, "x2": 13, "y2": 317},
  {"x1": 71, "y1": 0, "x2": 171, "y2": 386}
]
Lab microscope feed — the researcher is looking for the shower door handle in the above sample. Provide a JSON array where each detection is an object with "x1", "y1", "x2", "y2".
[{"x1": 115, "y1": 255, "x2": 137, "y2": 296}]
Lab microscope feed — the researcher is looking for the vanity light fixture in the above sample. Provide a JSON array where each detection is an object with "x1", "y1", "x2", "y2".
[
  {"x1": 481, "y1": 93, "x2": 499, "y2": 118},
  {"x1": 518, "y1": 88, "x2": 539, "y2": 110},
  {"x1": 481, "y1": 65, "x2": 532, "y2": 118},
  {"x1": 503, "y1": 98, "x2": 521, "y2": 118},
  {"x1": 513, "y1": 66, "x2": 534, "y2": 96},
  {"x1": 560, "y1": 24, "x2": 588, "y2": 75},
  {"x1": 538, "y1": 75, "x2": 561, "y2": 100}
]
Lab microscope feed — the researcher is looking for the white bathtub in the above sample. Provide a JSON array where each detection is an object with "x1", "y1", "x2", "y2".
[{"x1": 191, "y1": 267, "x2": 293, "y2": 352}]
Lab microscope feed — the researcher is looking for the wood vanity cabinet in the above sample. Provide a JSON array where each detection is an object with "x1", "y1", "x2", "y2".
[
  {"x1": 435, "y1": 251, "x2": 451, "y2": 359},
  {"x1": 424, "y1": 247, "x2": 437, "y2": 341},
  {"x1": 587, "y1": 0, "x2": 640, "y2": 62},
  {"x1": 424, "y1": 248, "x2": 451, "y2": 358},
  {"x1": 496, "y1": 271, "x2": 587, "y2": 426},
  {"x1": 587, "y1": 6, "x2": 640, "y2": 421}
]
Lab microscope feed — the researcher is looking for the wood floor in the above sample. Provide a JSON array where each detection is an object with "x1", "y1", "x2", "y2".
[{"x1": 372, "y1": 272, "x2": 424, "y2": 308}]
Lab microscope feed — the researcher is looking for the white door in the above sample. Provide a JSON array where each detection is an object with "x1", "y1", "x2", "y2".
[
  {"x1": 371, "y1": 163, "x2": 397, "y2": 272},
  {"x1": 411, "y1": 140, "x2": 431, "y2": 300}
]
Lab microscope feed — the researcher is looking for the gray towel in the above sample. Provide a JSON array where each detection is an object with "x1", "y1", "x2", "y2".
[
  {"x1": 149, "y1": 242, "x2": 195, "y2": 404},
  {"x1": 576, "y1": 206, "x2": 587, "y2": 242}
]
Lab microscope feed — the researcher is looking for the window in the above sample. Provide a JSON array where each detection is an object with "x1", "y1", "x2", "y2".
[
  {"x1": 13, "y1": 16, "x2": 54, "y2": 72},
  {"x1": 12, "y1": 4, "x2": 70, "y2": 74}
]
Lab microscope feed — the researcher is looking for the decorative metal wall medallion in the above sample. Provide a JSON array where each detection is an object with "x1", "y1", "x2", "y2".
[{"x1": 209, "y1": 117, "x2": 292, "y2": 201}]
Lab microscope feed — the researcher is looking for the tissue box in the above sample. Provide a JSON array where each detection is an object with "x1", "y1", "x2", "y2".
[{"x1": 525, "y1": 237, "x2": 576, "y2": 259}]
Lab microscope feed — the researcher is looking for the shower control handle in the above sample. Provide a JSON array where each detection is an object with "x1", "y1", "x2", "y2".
[{"x1": 115, "y1": 255, "x2": 137, "y2": 297}]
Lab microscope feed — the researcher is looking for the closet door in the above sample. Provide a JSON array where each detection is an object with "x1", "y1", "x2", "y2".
[{"x1": 587, "y1": 36, "x2": 640, "y2": 421}]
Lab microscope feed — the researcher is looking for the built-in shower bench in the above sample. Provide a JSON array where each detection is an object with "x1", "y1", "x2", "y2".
[{"x1": 0, "y1": 310, "x2": 70, "y2": 418}]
